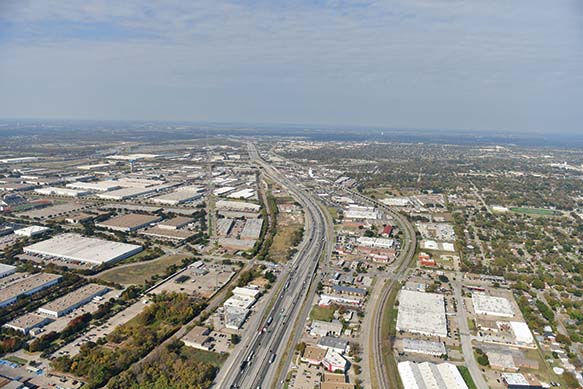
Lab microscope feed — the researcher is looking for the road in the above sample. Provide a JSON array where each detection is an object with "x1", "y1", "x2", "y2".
[
  {"x1": 340, "y1": 188, "x2": 417, "y2": 389},
  {"x1": 215, "y1": 143, "x2": 332, "y2": 389},
  {"x1": 453, "y1": 277, "x2": 489, "y2": 389}
]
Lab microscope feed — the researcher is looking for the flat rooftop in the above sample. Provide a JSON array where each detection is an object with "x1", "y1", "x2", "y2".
[
  {"x1": 396, "y1": 290, "x2": 447, "y2": 337},
  {"x1": 23, "y1": 233, "x2": 143, "y2": 265},
  {"x1": 0, "y1": 273, "x2": 62, "y2": 305},
  {"x1": 38, "y1": 283, "x2": 109, "y2": 314},
  {"x1": 96, "y1": 213, "x2": 161, "y2": 230}
]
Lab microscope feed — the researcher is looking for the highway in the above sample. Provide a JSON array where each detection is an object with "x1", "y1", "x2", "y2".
[{"x1": 216, "y1": 143, "x2": 332, "y2": 389}]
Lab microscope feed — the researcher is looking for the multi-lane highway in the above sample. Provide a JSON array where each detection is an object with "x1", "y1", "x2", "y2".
[{"x1": 216, "y1": 143, "x2": 332, "y2": 389}]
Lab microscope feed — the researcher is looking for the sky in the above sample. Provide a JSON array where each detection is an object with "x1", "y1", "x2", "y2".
[{"x1": 0, "y1": 0, "x2": 582, "y2": 133}]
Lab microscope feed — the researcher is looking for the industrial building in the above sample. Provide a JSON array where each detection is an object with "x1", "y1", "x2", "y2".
[
  {"x1": 23, "y1": 233, "x2": 143, "y2": 266},
  {"x1": 37, "y1": 284, "x2": 109, "y2": 317},
  {"x1": 222, "y1": 286, "x2": 261, "y2": 330},
  {"x1": 14, "y1": 225, "x2": 50, "y2": 237},
  {"x1": 66, "y1": 181, "x2": 121, "y2": 192},
  {"x1": 215, "y1": 200, "x2": 260, "y2": 212},
  {"x1": 96, "y1": 213, "x2": 161, "y2": 232},
  {"x1": 310, "y1": 320, "x2": 343, "y2": 337},
  {"x1": 216, "y1": 218, "x2": 234, "y2": 236},
  {"x1": 509, "y1": 321, "x2": 535, "y2": 346},
  {"x1": 3, "y1": 313, "x2": 53, "y2": 334},
  {"x1": 0, "y1": 273, "x2": 62, "y2": 307},
  {"x1": 356, "y1": 237, "x2": 394, "y2": 249},
  {"x1": 472, "y1": 293, "x2": 515, "y2": 317},
  {"x1": 158, "y1": 217, "x2": 193, "y2": 230},
  {"x1": 318, "y1": 336, "x2": 349, "y2": 354},
  {"x1": 182, "y1": 326, "x2": 211, "y2": 350},
  {"x1": 97, "y1": 186, "x2": 158, "y2": 200},
  {"x1": 227, "y1": 188, "x2": 256, "y2": 199},
  {"x1": 240, "y1": 219, "x2": 263, "y2": 240},
  {"x1": 397, "y1": 361, "x2": 468, "y2": 389},
  {"x1": 0, "y1": 264, "x2": 17, "y2": 279},
  {"x1": 344, "y1": 205, "x2": 380, "y2": 220},
  {"x1": 151, "y1": 190, "x2": 202, "y2": 205},
  {"x1": 396, "y1": 290, "x2": 447, "y2": 337},
  {"x1": 35, "y1": 187, "x2": 90, "y2": 197},
  {"x1": 402, "y1": 338, "x2": 447, "y2": 356}
]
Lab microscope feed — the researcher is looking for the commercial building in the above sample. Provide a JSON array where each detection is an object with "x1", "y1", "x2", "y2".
[
  {"x1": 301, "y1": 345, "x2": 327, "y2": 365},
  {"x1": 0, "y1": 264, "x2": 17, "y2": 279},
  {"x1": 227, "y1": 188, "x2": 256, "y2": 199},
  {"x1": 14, "y1": 225, "x2": 51, "y2": 237},
  {"x1": 322, "y1": 349, "x2": 348, "y2": 372},
  {"x1": 472, "y1": 293, "x2": 515, "y2": 317},
  {"x1": 509, "y1": 321, "x2": 535, "y2": 346},
  {"x1": 402, "y1": 339, "x2": 447, "y2": 356},
  {"x1": 356, "y1": 237, "x2": 394, "y2": 249},
  {"x1": 224, "y1": 307, "x2": 250, "y2": 330},
  {"x1": 501, "y1": 373, "x2": 543, "y2": 389},
  {"x1": 310, "y1": 320, "x2": 343, "y2": 337},
  {"x1": 182, "y1": 326, "x2": 211, "y2": 350},
  {"x1": 140, "y1": 227, "x2": 196, "y2": 241},
  {"x1": 396, "y1": 290, "x2": 447, "y2": 337},
  {"x1": 344, "y1": 205, "x2": 380, "y2": 220},
  {"x1": 318, "y1": 294, "x2": 362, "y2": 307},
  {"x1": 330, "y1": 285, "x2": 367, "y2": 297},
  {"x1": 240, "y1": 219, "x2": 263, "y2": 240},
  {"x1": 37, "y1": 284, "x2": 109, "y2": 318},
  {"x1": 96, "y1": 214, "x2": 161, "y2": 232},
  {"x1": 0, "y1": 273, "x2": 62, "y2": 307},
  {"x1": 318, "y1": 336, "x2": 349, "y2": 354},
  {"x1": 23, "y1": 233, "x2": 143, "y2": 266},
  {"x1": 3, "y1": 313, "x2": 53, "y2": 334},
  {"x1": 97, "y1": 186, "x2": 158, "y2": 200},
  {"x1": 397, "y1": 361, "x2": 468, "y2": 389}
]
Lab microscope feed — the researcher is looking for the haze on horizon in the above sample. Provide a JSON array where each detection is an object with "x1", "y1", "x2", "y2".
[{"x1": 0, "y1": 0, "x2": 582, "y2": 134}]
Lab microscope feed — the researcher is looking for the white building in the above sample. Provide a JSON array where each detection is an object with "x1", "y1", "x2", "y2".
[
  {"x1": 14, "y1": 226, "x2": 51, "y2": 237},
  {"x1": 398, "y1": 361, "x2": 468, "y2": 389},
  {"x1": 0, "y1": 264, "x2": 17, "y2": 278},
  {"x1": 472, "y1": 293, "x2": 515, "y2": 318},
  {"x1": 509, "y1": 321, "x2": 535, "y2": 346},
  {"x1": 396, "y1": 290, "x2": 447, "y2": 337}
]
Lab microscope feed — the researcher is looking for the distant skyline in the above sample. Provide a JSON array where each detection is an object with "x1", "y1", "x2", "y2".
[{"x1": 1, "y1": 0, "x2": 582, "y2": 133}]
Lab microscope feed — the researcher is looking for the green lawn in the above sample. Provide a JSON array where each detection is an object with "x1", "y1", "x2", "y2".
[
  {"x1": 458, "y1": 366, "x2": 477, "y2": 389},
  {"x1": 309, "y1": 306, "x2": 335, "y2": 322},
  {"x1": 510, "y1": 207, "x2": 556, "y2": 216}
]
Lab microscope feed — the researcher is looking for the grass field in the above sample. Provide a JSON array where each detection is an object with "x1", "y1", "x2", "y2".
[
  {"x1": 458, "y1": 366, "x2": 477, "y2": 389},
  {"x1": 510, "y1": 207, "x2": 556, "y2": 216},
  {"x1": 181, "y1": 347, "x2": 228, "y2": 367},
  {"x1": 97, "y1": 254, "x2": 188, "y2": 285},
  {"x1": 309, "y1": 306, "x2": 335, "y2": 322}
]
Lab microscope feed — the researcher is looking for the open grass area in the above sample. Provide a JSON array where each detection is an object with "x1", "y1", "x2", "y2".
[
  {"x1": 4, "y1": 356, "x2": 27, "y2": 366},
  {"x1": 97, "y1": 254, "x2": 188, "y2": 285},
  {"x1": 181, "y1": 347, "x2": 228, "y2": 367},
  {"x1": 379, "y1": 285, "x2": 403, "y2": 389},
  {"x1": 309, "y1": 305, "x2": 335, "y2": 322},
  {"x1": 510, "y1": 207, "x2": 557, "y2": 216},
  {"x1": 458, "y1": 366, "x2": 477, "y2": 389}
]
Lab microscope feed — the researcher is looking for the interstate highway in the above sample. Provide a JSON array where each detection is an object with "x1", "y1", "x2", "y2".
[{"x1": 216, "y1": 143, "x2": 332, "y2": 389}]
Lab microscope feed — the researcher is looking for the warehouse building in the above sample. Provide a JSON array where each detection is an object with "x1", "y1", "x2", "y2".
[
  {"x1": 96, "y1": 213, "x2": 161, "y2": 232},
  {"x1": 402, "y1": 338, "x2": 447, "y2": 356},
  {"x1": 97, "y1": 186, "x2": 158, "y2": 200},
  {"x1": 158, "y1": 217, "x2": 193, "y2": 230},
  {"x1": 216, "y1": 218, "x2": 234, "y2": 236},
  {"x1": 0, "y1": 264, "x2": 17, "y2": 279},
  {"x1": 151, "y1": 190, "x2": 202, "y2": 205},
  {"x1": 0, "y1": 273, "x2": 62, "y2": 307},
  {"x1": 66, "y1": 181, "x2": 121, "y2": 192},
  {"x1": 3, "y1": 313, "x2": 53, "y2": 334},
  {"x1": 23, "y1": 233, "x2": 143, "y2": 266},
  {"x1": 472, "y1": 293, "x2": 515, "y2": 318},
  {"x1": 215, "y1": 200, "x2": 260, "y2": 212},
  {"x1": 14, "y1": 225, "x2": 51, "y2": 237},
  {"x1": 398, "y1": 361, "x2": 468, "y2": 389},
  {"x1": 396, "y1": 290, "x2": 447, "y2": 337},
  {"x1": 240, "y1": 219, "x2": 263, "y2": 240},
  {"x1": 35, "y1": 187, "x2": 90, "y2": 197},
  {"x1": 37, "y1": 284, "x2": 109, "y2": 318}
]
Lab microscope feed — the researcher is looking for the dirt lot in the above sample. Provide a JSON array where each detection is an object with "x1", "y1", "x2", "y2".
[{"x1": 269, "y1": 212, "x2": 303, "y2": 262}]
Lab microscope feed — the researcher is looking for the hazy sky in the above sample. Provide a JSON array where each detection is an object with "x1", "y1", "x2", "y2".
[{"x1": 1, "y1": 0, "x2": 582, "y2": 133}]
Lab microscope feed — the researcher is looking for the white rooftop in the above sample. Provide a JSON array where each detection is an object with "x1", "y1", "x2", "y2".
[{"x1": 396, "y1": 290, "x2": 447, "y2": 337}]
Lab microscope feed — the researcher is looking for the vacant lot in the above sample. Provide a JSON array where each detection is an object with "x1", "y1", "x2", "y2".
[
  {"x1": 97, "y1": 254, "x2": 189, "y2": 285},
  {"x1": 269, "y1": 213, "x2": 303, "y2": 262},
  {"x1": 182, "y1": 347, "x2": 228, "y2": 367},
  {"x1": 309, "y1": 306, "x2": 335, "y2": 322}
]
